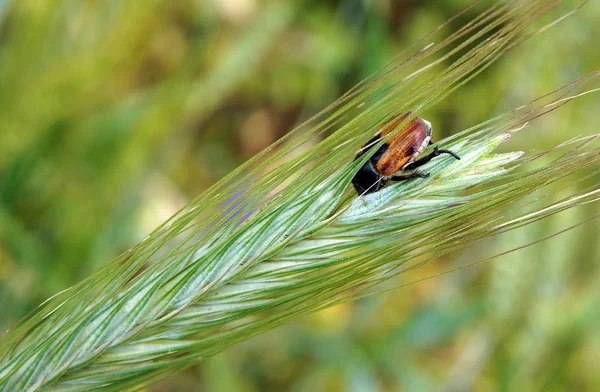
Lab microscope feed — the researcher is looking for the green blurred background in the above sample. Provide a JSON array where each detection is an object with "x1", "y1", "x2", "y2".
[{"x1": 1, "y1": 0, "x2": 599, "y2": 390}]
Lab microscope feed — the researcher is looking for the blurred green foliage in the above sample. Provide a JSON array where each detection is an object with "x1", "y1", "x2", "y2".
[{"x1": 1, "y1": 0, "x2": 599, "y2": 390}]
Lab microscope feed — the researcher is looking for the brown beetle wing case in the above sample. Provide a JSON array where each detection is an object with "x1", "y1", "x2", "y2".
[{"x1": 375, "y1": 116, "x2": 430, "y2": 176}]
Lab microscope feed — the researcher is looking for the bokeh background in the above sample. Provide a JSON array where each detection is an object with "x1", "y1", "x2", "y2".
[{"x1": 1, "y1": 0, "x2": 600, "y2": 390}]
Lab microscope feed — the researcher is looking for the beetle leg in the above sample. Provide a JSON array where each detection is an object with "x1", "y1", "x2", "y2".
[
  {"x1": 390, "y1": 171, "x2": 430, "y2": 182},
  {"x1": 404, "y1": 146, "x2": 460, "y2": 170}
]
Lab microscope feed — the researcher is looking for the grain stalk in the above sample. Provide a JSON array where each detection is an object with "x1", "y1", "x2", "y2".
[{"x1": 1, "y1": 1, "x2": 598, "y2": 390}]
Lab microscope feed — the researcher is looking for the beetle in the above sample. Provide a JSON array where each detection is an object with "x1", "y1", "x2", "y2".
[{"x1": 352, "y1": 113, "x2": 460, "y2": 195}]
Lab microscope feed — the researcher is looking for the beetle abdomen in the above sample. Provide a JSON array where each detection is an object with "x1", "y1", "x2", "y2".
[
  {"x1": 375, "y1": 151, "x2": 412, "y2": 176},
  {"x1": 375, "y1": 119, "x2": 429, "y2": 176}
]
